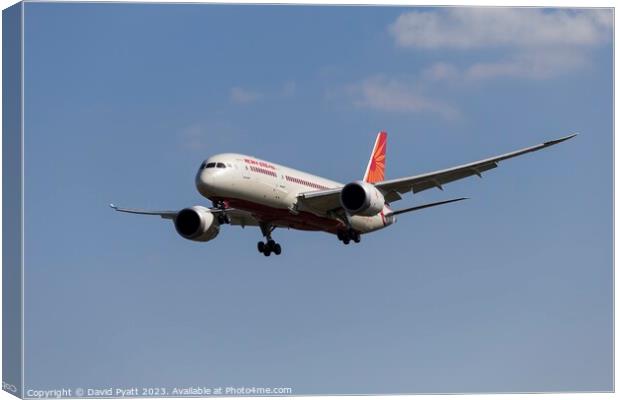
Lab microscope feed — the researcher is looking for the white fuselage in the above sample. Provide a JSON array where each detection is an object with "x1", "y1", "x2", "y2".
[{"x1": 195, "y1": 153, "x2": 393, "y2": 234}]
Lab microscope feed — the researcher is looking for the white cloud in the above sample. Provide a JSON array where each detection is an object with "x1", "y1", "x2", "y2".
[
  {"x1": 348, "y1": 75, "x2": 459, "y2": 119},
  {"x1": 390, "y1": 8, "x2": 612, "y2": 50},
  {"x1": 421, "y1": 62, "x2": 460, "y2": 81},
  {"x1": 335, "y1": 9, "x2": 611, "y2": 119},
  {"x1": 390, "y1": 8, "x2": 612, "y2": 82},
  {"x1": 422, "y1": 49, "x2": 588, "y2": 81},
  {"x1": 230, "y1": 87, "x2": 262, "y2": 104},
  {"x1": 465, "y1": 49, "x2": 588, "y2": 80}
]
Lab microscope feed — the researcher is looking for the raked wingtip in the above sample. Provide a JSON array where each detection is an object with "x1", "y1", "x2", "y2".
[{"x1": 544, "y1": 133, "x2": 578, "y2": 146}]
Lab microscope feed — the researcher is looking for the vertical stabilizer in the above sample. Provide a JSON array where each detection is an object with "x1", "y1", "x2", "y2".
[{"x1": 363, "y1": 131, "x2": 387, "y2": 183}]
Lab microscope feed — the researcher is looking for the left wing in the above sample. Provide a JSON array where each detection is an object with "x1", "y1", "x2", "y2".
[
  {"x1": 377, "y1": 133, "x2": 577, "y2": 202},
  {"x1": 296, "y1": 133, "x2": 577, "y2": 213},
  {"x1": 296, "y1": 188, "x2": 342, "y2": 214}
]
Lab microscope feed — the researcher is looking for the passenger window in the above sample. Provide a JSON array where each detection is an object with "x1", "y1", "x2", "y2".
[{"x1": 216, "y1": 162, "x2": 226, "y2": 168}]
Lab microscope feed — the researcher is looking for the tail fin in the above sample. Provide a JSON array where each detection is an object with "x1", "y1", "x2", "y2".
[{"x1": 363, "y1": 131, "x2": 387, "y2": 183}]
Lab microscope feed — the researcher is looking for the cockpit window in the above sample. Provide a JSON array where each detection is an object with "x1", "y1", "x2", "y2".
[{"x1": 201, "y1": 162, "x2": 226, "y2": 169}]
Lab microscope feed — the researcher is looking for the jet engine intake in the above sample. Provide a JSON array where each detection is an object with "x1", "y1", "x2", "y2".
[
  {"x1": 174, "y1": 206, "x2": 220, "y2": 242},
  {"x1": 340, "y1": 181, "x2": 385, "y2": 216}
]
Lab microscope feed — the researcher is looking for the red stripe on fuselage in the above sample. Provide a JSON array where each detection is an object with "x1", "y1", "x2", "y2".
[{"x1": 212, "y1": 197, "x2": 345, "y2": 233}]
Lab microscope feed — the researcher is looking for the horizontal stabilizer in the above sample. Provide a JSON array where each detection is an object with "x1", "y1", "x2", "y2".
[{"x1": 388, "y1": 197, "x2": 468, "y2": 216}]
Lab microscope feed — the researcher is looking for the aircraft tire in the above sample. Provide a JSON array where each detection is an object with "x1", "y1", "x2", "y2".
[{"x1": 274, "y1": 243, "x2": 282, "y2": 255}]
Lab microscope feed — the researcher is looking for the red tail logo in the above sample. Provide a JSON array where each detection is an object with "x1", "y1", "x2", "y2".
[{"x1": 364, "y1": 131, "x2": 387, "y2": 183}]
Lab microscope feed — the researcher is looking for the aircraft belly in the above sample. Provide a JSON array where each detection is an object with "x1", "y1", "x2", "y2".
[{"x1": 350, "y1": 213, "x2": 388, "y2": 234}]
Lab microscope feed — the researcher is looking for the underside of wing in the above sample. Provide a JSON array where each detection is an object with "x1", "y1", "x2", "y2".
[
  {"x1": 377, "y1": 133, "x2": 577, "y2": 202},
  {"x1": 296, "y1": 187, "x2": 343, "y2": 215},
  {"x1": 226, "y1": 209, "x2": 260, "y2": 227}
]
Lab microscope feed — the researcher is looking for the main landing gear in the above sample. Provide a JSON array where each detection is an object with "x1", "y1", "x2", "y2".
[
  {"x1": 257, "y1": 239, "x2": 281, "y2": 257},
  {"x1": 258, "y1": 223, "x2": 282, "y2": 256},
  {"x1": 337, "y1": 229, "x2": 361, "y2": 245},
  {"x1": 212, "y1": 200, "x2": 231, "y2": 224}
]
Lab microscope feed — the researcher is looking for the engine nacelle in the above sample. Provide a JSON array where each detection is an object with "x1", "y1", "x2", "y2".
[
  {"x1": 340, "y1": 181, "x2": 385, "y2": 216},
  {"x1": 173, "y1": 206, "x2": 220, "y2": 242}
]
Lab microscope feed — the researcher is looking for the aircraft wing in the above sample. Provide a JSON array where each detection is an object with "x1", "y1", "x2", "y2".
[
  {"x1": 110, "y1": 204, "x2": 178, "y2": 219},
  {"x1": 109, "y1": 204, "x2": 259, "y2": 226},
  {"x1": 296, "y1": 133, "x2": 576, "y2": 213},
  {"x1": 376, "y1": 133, "x2": 577, "y2": 202},
  {"x1": 227, "y1": 209, "x2": 260, "y2": 227},
  {"x1": 296, "y1": 187, "x2": 343, "y2": 214}
]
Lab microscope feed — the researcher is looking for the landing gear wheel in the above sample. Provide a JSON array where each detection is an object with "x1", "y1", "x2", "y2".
[
  {"x1": 337, "y1": 229, "x2": 360, "y2": 245},
  {"x1": 257, "y1": 238, "x2": 282, "y2": 256},
  {"x1": 258, "y1": 223, "x2": 283, "y2": 256}
]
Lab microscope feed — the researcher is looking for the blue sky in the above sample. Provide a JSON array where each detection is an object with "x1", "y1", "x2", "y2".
[{"x1": 23, "y1": 4, "x2": 612, "y2": 394}]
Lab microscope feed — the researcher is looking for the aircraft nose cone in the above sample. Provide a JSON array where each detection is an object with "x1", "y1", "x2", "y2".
[{"x1": 196, "y1": 170, "x2": 215, "y2": 197}]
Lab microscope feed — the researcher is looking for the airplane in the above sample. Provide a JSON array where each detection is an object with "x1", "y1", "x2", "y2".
[{"x1": 111, "y1": 131, "x2": 576, "y2": 256}]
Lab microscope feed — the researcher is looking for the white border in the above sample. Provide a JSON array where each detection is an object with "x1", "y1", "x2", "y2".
[
  {"x1": 20, "y1": 1, "x2": 24, "y2": 396},
  {"x1": 0, "y1": 2, "x2": 615, "y2": 400}
]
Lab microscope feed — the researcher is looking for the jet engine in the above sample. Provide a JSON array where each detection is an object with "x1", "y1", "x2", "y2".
[
  {"x1": 173, "y1": 206, "x2": 220, "y2": 242},
  {"x1": 340, "y1": 181, "x2": 385, "y2": 216}
]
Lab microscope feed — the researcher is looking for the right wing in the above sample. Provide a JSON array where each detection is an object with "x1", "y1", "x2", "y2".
[
  {"x1": 376, "y1": 133, "x2": 577, "y2": 202},
  {"x1": 109, "y1": 204, "x2": 177, "y2": 219},
  {"x1": 109, "y1": 204, "x2": 260, "y2": 227}
]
